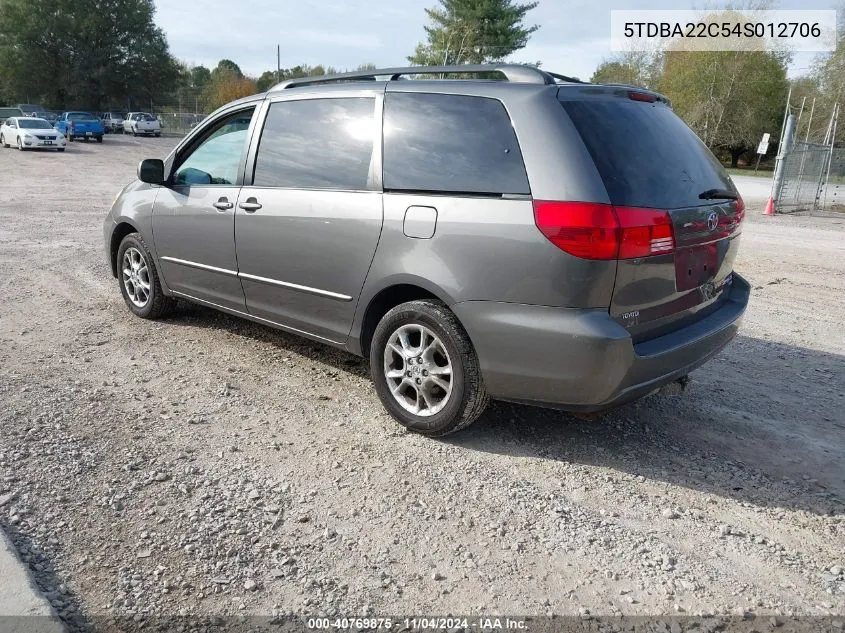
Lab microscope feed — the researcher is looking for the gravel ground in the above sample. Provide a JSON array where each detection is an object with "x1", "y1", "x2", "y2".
[{"x1": 0, "y1": 137, "x2": 843, "y2": 631}]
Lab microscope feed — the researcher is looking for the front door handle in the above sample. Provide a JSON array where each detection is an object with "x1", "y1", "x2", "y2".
[
  {"x1": 239, "y1": 197, "x2": 262, "y2": 213},
  {"x1": 213, "y1": 197, "x2": 233, "y2": 211}
]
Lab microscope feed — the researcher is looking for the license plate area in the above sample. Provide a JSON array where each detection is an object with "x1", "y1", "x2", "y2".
[{"x1": 675, "y1": 243, "x2": 717, "y2": 292}]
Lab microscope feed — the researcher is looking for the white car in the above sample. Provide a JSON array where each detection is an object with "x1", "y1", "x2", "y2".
[
  {"x1": 0, "y1": 117, "x2": 66, "y2": 151},
  {"x1": 123, "y1": 112, "x2": 161, "y2": 137}
]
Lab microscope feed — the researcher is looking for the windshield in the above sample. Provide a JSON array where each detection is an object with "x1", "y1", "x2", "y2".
[
  {"x1": 67, "y1": 112, "x2": 94, "y2": 120},
  {"x1": 18, "y1": 119, "x2": 51, "y2": 129},
  {"x1": 110, "y1": 113, "x2": 126, "y2": 119},
  {"x1": 0, "y1": 108, "x2": 24, "y2": 118}
]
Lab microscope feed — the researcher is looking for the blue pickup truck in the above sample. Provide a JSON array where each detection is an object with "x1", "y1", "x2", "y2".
[{"x1": 55, "y1": 112, "x2": 104, "y2": 143}]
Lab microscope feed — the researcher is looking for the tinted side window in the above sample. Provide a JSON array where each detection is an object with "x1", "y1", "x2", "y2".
[
  {"x1": 253, "y1": 98, "x2": 375, "y2": 190},
  {"x1": 174, "y1": 108, "x2": 255, "y2": 186},
  {"x1": 383, "y1": 93, "x2": 530, "y2": 195}
]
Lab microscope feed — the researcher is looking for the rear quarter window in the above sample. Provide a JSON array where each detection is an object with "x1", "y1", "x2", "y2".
[
  {"x1": 559, "y1": 98, "x2": 734, "y2": 210},
  {"x1": 383, "y1": 92, "x2": 530, "y2": 196}
]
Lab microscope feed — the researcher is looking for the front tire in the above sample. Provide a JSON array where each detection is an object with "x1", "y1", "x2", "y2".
[
  {"x1": 17, "y1": 136, "x2": 24, "y2": 150},
  {"x1": 116, "y1": 233, "x2": 175, "y2": 319},
  {"x1": 370, "y1": 299, "x2": 489, "y2": 437}
]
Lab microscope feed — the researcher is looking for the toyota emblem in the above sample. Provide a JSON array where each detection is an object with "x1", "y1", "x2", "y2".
[{"x1": 707, "y1": 212, "x2": 718, "y2": 231}]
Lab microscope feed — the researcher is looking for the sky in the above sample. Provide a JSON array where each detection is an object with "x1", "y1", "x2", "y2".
[{"x1": 153, "y1": 0, "x2": 838, "y2": 82}]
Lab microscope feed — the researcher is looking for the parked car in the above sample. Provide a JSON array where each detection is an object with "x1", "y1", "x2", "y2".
[
  {"x1": 0, "y1": 106, "x2": 25, "y2": 126},
  {"x1": 103, "y1": 64, "x2": 749, "y2": 437},
  {"x1": 123, "y1": 112, "x2": 161, "y2": 137},
  {"x1": 103, "y1": 112, "x2": 127, "y2": 133},
  {"x1": 55, "y1": 111, "x2": 103, "y2": 142},
  {"x1": 16, "y1": 103, "x2": 45, "y2": 116},
  {"x1": 0, "y1": 116, "x2": 66, "y2": 151}
]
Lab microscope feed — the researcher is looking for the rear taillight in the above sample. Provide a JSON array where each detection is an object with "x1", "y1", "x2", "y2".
[
  {"x1": 533, "y1": 201, "x2": 675, "y2": 261},
  {"x1": 615, "y1": 206, "x2": 675, "y2": 258},
  {"x1": 533, "y1": 201, "x2": 620, "y2": 260},
  {"x1": 735, "y1": 197, "x2": 745, "y2": 224}
]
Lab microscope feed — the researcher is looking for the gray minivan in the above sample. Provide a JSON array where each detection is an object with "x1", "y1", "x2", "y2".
[{"x1": 103, "y1": 64, "x2": 749, "y2": 436}]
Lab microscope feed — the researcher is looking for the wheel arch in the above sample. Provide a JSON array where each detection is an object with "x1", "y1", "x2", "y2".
[
  {"x1": 354, "y1": 279, "x2": 459, "y2": 359},
  {"x1": 109, "y1": 221, "x2": 140, "y2": 277}
]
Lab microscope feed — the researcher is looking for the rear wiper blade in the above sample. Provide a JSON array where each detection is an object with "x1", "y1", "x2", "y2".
[{"x1": 699, "y1": 188, "x2": 739, "y2": 200}]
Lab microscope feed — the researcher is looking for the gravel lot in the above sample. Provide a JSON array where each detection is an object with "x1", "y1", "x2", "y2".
[{"x1": 0, "y1": 137, "x2": 843, "y2": 631}]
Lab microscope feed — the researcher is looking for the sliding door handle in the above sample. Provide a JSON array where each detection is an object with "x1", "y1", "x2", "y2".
[{"x1": 239, "y1": 197, "x2": 262, "y2": 213}]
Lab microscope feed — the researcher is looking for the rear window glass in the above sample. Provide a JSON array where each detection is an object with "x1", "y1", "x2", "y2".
[
  {"x1": 383, "y1": 93, "x2": 530, "y2": 195},
  {"x1": 559, "y1": 98, "x2": 734, "y2": 209}
]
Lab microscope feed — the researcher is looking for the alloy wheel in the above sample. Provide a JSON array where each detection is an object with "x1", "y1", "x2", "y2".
[
  {"x1": 121, "y1": 247, "x2": 151, "y2": 307},
  {"x1": 383, "y1": 324, "x2": 453, "y2": 416}
]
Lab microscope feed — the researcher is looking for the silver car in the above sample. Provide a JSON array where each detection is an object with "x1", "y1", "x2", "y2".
[{"x1": 103, "y1": 64, "x2": 749, "y2": 436}]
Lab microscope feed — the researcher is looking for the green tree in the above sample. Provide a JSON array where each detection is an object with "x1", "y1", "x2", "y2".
[
  {"x1": 591, "y1": 52, "x2": 661, "y2": 89},
  {"x1": 0, "y1": 0, "x2": 181, "y2": 110},
  {"x1": 211, "y1": 59, "x2": 244, "y2": 81},
  {"x1": 660, "y1": 49, "x2": 788, "y2": 166},
  {"x1": 190, "y1": 65, "x2": 212, "y2": 90},
  {"x1": 256, "y1": 71, "x2": 278, "y2": 92},
  {"x1": 408, "y1": 0, "x2": 539, "y2": 66}
]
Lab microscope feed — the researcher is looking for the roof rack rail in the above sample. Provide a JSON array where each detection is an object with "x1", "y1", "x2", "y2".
[{"x1": 270, "y1": 64, "x2": 584, "y2": 91}]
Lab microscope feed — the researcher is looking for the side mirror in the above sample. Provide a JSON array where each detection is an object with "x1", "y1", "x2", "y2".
[{"x1": 138, "y1": 158, "x2": 165, "y2": 184}]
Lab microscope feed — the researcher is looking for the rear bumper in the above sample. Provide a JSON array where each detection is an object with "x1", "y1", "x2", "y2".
[{"x1": 452, "y1": 273, "x2": 749, "y2": 412}]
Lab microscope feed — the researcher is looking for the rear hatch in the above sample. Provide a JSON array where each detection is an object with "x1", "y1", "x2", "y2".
[
  {"x1": 68, "y1": 116, "x2": 102, "y2": 133},
  {"x1": 558, "y1": 88, "x2": 744, "y2": 342},
  {"x1": 136, "y1": 115, "x2": 160, "y2": 130}
]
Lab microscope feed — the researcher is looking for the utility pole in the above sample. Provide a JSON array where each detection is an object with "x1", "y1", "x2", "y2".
[{"x1": 277, "y1": 44, "x2": 281, "y2": 83}]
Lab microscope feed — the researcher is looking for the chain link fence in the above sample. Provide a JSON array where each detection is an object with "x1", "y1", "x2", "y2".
[
  {"x1": 817, "y1": 148, "x2": 845, "y2": 214},
  {"x1": 775, "y1": 142, "x2": 830, "y2": 214},
  {"x1": 155, "y1": 110, "x2": 206, "y2": 137}
]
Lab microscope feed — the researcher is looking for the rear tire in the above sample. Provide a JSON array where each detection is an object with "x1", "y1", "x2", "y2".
[
  {"x1": 0, "y1": 133, "x2": 7, "y2": 148},
  {"x1": 96, "y1": 136, "x2": 103, "y2": 143},
  {"x1": 57, "y1": 148, "x2": 65, "y2": 152},
  {"x1": 370, "y1": 299, "x2": 489, "y2": 437},
  {"x1": 116, "y1": 233, "x2": 175, "y2": 320}
]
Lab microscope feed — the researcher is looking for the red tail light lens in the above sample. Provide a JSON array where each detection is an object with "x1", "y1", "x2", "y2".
[
  {"x1": 533, "y1": 201, "x2": 620, "y2": 260},
  {"x1": 533, "y1": 201, "x2": 676, "y2": 260},
  {"x1": 615, "y1": 206, "x2": 675, "y2": 258}
]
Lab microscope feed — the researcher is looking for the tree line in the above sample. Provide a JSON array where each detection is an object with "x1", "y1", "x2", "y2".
[
  {"x1": 1, "y1": 0, "x2": 843, "y2": 168},
  {"x1": 0, "y1": 0, "x2": 540, "y2": 113}
]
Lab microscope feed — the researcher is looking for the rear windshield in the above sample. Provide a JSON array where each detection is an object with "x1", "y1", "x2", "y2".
[
  {"x1": 67, "y1": 112, "x2": 94, "y2": 120},
  {"x1": 0, "y1": 108, "x2": 23, "y2": 118},
  {"x1": 559, "y1": 98, "x2": 734, "y2": 210}
]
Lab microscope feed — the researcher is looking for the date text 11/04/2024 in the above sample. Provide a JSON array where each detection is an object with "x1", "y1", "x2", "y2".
[{"x1": 306, "y1": 617, "x2": 528, "y2": 630}]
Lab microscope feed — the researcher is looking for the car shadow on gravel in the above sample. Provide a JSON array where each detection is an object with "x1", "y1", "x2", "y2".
[
  {"x1": 446, "y1": 335, "x2": 845, "y2": 517},
  {"x1": 161, "y1": 304, "x2": 843, "y2": 516},
  {"x1": 165, "y1": 302, "x2": 370, "y2": 377}
]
